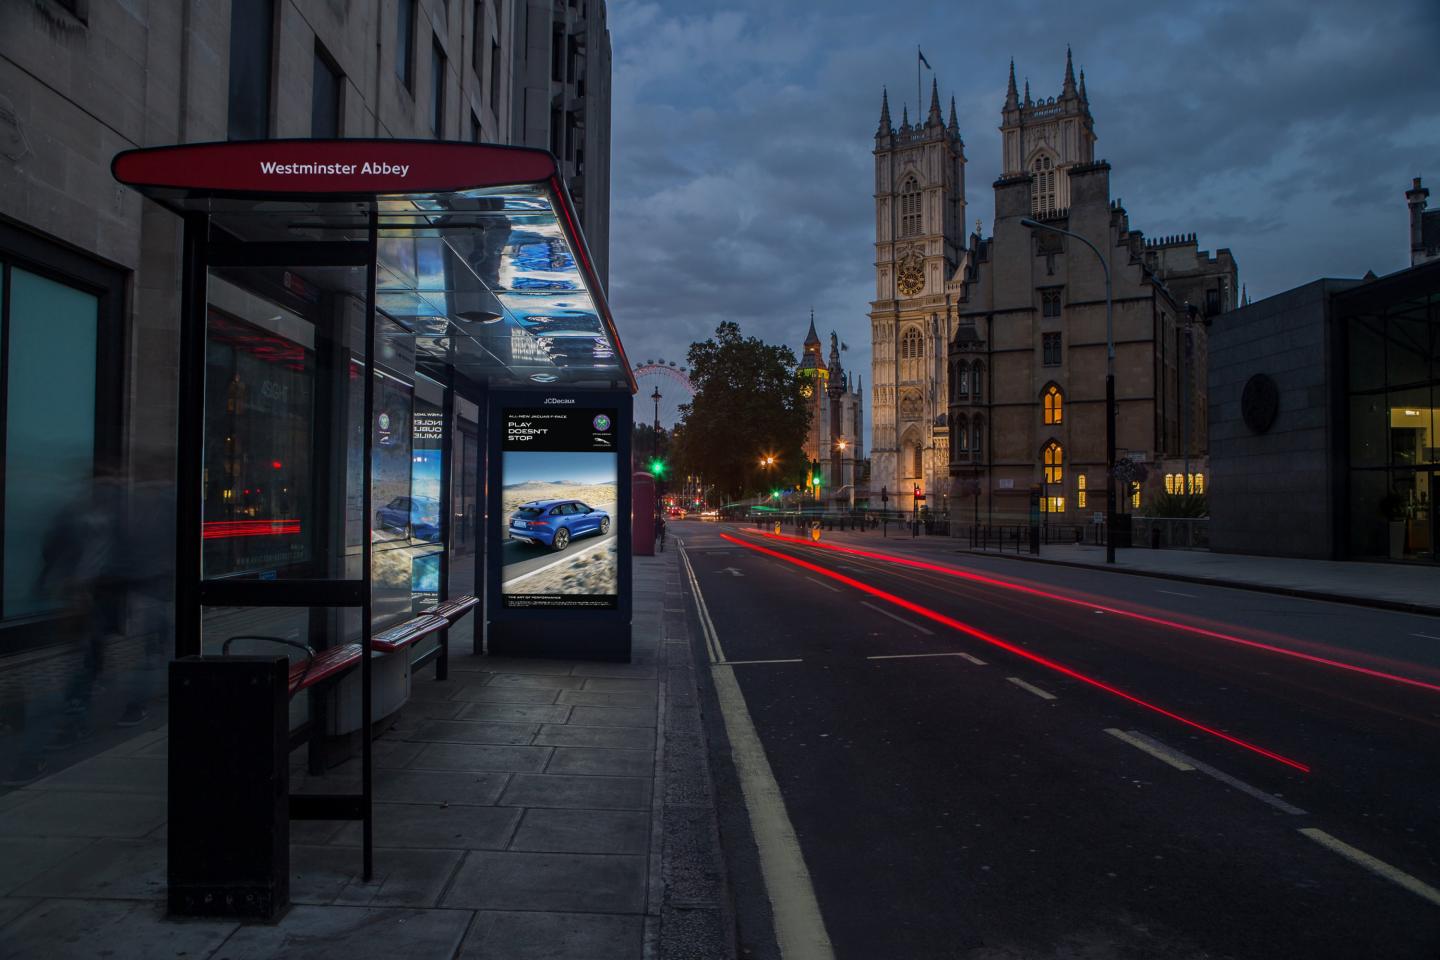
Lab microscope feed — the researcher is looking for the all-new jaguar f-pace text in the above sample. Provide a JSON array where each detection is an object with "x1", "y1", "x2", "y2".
[{"x1": 508, "y1": 499, "x2": 611, "y2": 551}]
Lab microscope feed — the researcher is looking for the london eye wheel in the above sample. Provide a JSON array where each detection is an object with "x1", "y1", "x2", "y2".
[{"x1": 633, "y1": 361, "x2": 696, "y2": 431}]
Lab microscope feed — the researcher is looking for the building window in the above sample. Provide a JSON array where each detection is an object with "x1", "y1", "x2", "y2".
[
  {"x1": 972, "y1": 417, "x2": 984, "y2": 459},
  {"x1": 1077, "y1": 474, "x2": 1087, "y2": 509},
  {"x1": 1131, "y1": 481, "x2": 1142, "y2": 509},
  {"x1": 955, "y1": 415, "x2": 969, "y2": 453},
  {"x1": 1043, "y1": 384, "x2": 1063, "y2": 424},
  {"x1": 1165, "y1": 473, "x2": 1176, "y2": 494},
  {"x1": 902, "y1": 327, "x2": 923, "y2": 359},
  {"x1": 1043, "y1": 496, "x2": 1065, "y2": 513},
  {"x1": 227, "y1": 0, "x2": 275, "y2": 140},
  {"x1": 972, "y1": 362, "x2": 984, "y2": 401},
  {"x1": 1043, "y1": 332, "x2": 1062, "y2": 366},
  {"x1": 490, "y1": 39, "x2": 502, "y2": 114},
  {"x1": 956, "y1": 361, "x2": 969, "y2": 398},
  {"x1": 472, "y1": 1, "x2": 485, "y2": 80},
  {"x1": 311, "y1": 42, "x2": 342, "y2": 138},
  {"x1": 1031, "y1": 154, "x2": 1056, "y2": 215},
  {"x1": 430, "y1": 37, "x2": 447, "y2": 136},
  {"x1": 1042, "y1": 289, "x2": 1062, "y2": 317},
  {"x1": 1193, "y1": 473, "x2": 1205, "y2": 494},
  {"x1": 899, "y1": 176, "x2": 922, "y2": 237},
  {"x1": 396, "y1": 0, "x2": 416, "y2": 91},
  {"x1": 1205, "y1": 288, "x2": 1221, "y2": 317},
  {"x1": 1043, "y1": 441, "x2": 1063, "y2": 485}
]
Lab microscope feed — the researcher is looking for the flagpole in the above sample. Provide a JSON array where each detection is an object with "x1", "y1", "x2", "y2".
[{"x1": 916, "y1": 45, "x2": 921, "y2": 122}]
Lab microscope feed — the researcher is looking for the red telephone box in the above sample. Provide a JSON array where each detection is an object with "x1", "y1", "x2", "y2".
[{"x1": 633, "y1": 472, "x2": 656, "y2": 556}]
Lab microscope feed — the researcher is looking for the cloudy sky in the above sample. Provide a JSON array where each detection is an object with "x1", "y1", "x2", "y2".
[{"x1": 605, "y1": 0, "x2": 1440, "y2": 425}]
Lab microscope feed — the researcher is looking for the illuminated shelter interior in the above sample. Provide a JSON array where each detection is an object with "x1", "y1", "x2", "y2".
[{"x1": 112, "y1": 140, "x2": 635, "y2": 887}]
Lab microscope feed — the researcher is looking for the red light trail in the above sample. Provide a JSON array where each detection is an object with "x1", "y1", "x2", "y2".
[
  {"x1": 202, "y1": 520, "x2": 302, "y2": 539},
  {"x1": 743, "y1": 530, "x2": 1440, "y2": 697},
  {"x1": 720, "y1": 533, "x2": 1312, "y2": 773}
]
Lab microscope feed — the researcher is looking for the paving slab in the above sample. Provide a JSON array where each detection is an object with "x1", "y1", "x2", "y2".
[
  {"x1": 15, "y1": 838, "x2": 165, "y2": 899},
  {"x1": 509, "y1": 808, "x2": 650, "y2": 855},
  {"x1": 330, "y1": 802, "x2": 521, "y2": 850},
  {"x1": 0, "y1": 791, "x2": 165, "y2": 839},
  {"x1": 454, "y1": 701, "x2": 573, "y2": 724},
  {"x1": 457, "y1": 909, "x2": 643, "y2": 960},
  {"x1": 0, "y1": 898, "x2": 235, "y2": 960},
  {"x1": 0, "y1": 897, "x2": 37, "y2": 930},
  {"x1": 578, "y1": 678, "x2": 656, "y2": 694},
  {"x1": 500, "y1": 773, "x2": 651, "y2": 811},
  {"x1": 0, "y1": 837, "x2": 92, "y2": 896},
  {"x1": 214, "y1": 903, "x2": 471, "y2": 960},
  {"x1": 475, "y1": 659, "x2": 580, "y2": 675},
  {"x1": 407, "y1": 678, "x2": 479, "y2": 702},
  {"x1": 407, "y1": 742, "x2": 552, "y2": 773},
  {"x1": 26, "y1": 756, "x2": 167, "y2": 796},
  {"x1": 485, "y1": 674, "x2": 586, "y2": 690},
  {"x1": 405, "y1": 719, "x2": 539, "y2": 745},
  {"x1": 291, "y1": 844, "x2": 463, "y2": 907},
  {"x1": 567, "y1": 705, "x2": 657, "y2": 728},
  {"x1": 370, "y1": 769, "x2": 510, "y2": 806},
  {"x1": 556, "y1": 689, "x2": 657, "y2": 709},
  {"x1": 544, "y1": 747, "x2": 654, "y2": 778},
  {"x1": 569, "y1": 663, "x2": 659, "y2": 679},
  {"x1": 451, "y1": 682, "x2": 562, "y2": 704},
  {"x1": 394, "y1": 699, "x2": 468, "y2": 720},
  {"x1": 533, "y1": 724, "x2": 656, "y2": 751},
  {"x1": 442, "y1": 850, "x2": 646, "y2": 913}
]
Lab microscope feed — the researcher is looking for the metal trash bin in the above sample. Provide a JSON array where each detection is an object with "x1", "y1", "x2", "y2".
[{"x1": 168, "y1": 655, "x2": 290, "y2": 920}]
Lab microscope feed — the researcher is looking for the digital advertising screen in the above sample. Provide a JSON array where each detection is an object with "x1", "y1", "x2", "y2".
[{"x1": 499, "y1": 404, "x2": 618, "y2": 609}]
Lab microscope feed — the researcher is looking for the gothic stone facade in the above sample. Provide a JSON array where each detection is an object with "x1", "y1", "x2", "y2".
[
  {"x1": 798, "y1": 319, "x2": 865, "y2": 505},
  {"x1": 869, "y1": 82, "x2": 966, "y2": 514},
  {"x1": 943, "y1": 53, "x2": 1238, "y2": 525}
]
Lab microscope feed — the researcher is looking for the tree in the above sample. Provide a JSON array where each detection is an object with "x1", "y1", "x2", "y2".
[
  {"x1": 672, "y1": 321, "x2": 811, "y2": 501},
  {"x1": 631, "y1": 423, "x2": 669, "y2": 471}
]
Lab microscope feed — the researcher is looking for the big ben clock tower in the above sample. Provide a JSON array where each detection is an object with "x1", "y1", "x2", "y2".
[{"x1": 869, "y1": 79, "x2": 967, "y2": 514}]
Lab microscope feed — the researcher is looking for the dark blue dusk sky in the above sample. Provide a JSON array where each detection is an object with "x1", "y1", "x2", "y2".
[{"x1": 607, "y1": 0, "x2": 1440, "y2": 414}]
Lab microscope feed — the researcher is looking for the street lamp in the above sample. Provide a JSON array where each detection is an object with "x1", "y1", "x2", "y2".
[{"x1": 1020, "y1": 217, "x2": 1115, "y2": 564}]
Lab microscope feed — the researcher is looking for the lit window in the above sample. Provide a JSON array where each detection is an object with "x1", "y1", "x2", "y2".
[
  {"x1": 1131, "y1": 481, "x2": 1141, "y2": 509},
  {"x1": 1031, "y1": 154, "x2": 1056, "y2": 215},
  {"x1": 1193, "y1": 473, "x2": 1205, "y2": 494},
  {"x1": 1043, "y1": 496, "x2": 1065, "y2": 513},
  {"x1": 1165, "y1": 474, "x2": 1176, "y2": 494},
  {"x1": 900, "y1": 176, "x2": 922, "y2": 237},
  {"x1": 1043, "y1": 441, "x2": 1063, "y2": 484},
  {"x1": 1043, "y1": 385, "x2": 1063, "y2": 424},
  {"x1": 1077, "y1": 474, "x2": 1087, "y2": 509}
]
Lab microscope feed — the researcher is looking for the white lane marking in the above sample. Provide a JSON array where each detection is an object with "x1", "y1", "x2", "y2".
[
  {"x1": 1124, "y1": 730, "x2": 1308, "y2": 815},
  {"x1": 1006, "y1": 677, "x2": 1058, "y2": 700},
  {"x1": 500, "y1": 538, "x2": 611, "y2": 589},
  {"x1": 956, "y1": 652, "x2": 987, "y2": 666},
  {"x1": 1105, "y1": 728, "x2": 1196, "y2": 771},
  {"x1": 679, "y1": 543, "x2": 726, "y2": 663},
  {"x1": 859, "y1": 601, "x2": 934, "y2": 635},
  {"x1": 1299, "y1": 828, "x2": 1440, "y2": 908},
  {"x1": 1412, "y1": 633, "x2": 1440, "y2": 641},
  {"x1": 804, "y1": 576, "x2": 843, "y2": 593},
  {"x1": 720, "y1": 567, "x2": 745, "y2": 577},
  {"x1": 1157, "y1": 589, "x2": 1199, "y2": 599},
  {"x1": 867, "y1": 652, "x2": 977, "y2": 661},
  {"x1": 717, "y1": 659, "x2": 804, "y2": 666}
]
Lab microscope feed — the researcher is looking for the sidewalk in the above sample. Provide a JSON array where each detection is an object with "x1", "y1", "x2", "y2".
[
  {"x1": 0, "y1": 547, "x2": 732, "y2": 960},
  {"x1": 785, "y1": 524, "x2": 1440, "y2": 616}
]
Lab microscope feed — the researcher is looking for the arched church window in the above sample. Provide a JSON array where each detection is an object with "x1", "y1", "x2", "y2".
[
  {"x1": 900, "y1": 176, "x2": 922, "y2": 237},
  {"x1": 956, "y1": 361, "x2": 970, "y2": 398},
  {"x1": 1031, "y1": 155, "x2": 1057, "y2": 216},
  {"x1": 901, "y1": 327, "x2": 923, "y2": 360},
  {"x1": 955, "y1": 414, "x2": 969, "y2": 452},
  {"x1": 1043, "y1": 384, "x2": 1063, "y2": 424},
  {"x1": 912, "y1": 444, "x2": 924, "y2": 478},
  {"x1": 972, "y1": 416, "x2": 984, "y2": 459},
  {"x1": 972, "y1": 362, "x2": 984, "y2": 402},
  {"x1": 1043, "y1": 440, "x2": 1063, "y2": 484}
]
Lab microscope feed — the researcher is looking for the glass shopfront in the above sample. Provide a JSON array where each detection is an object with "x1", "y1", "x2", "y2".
[{"x1": 1343, "y1": 273, "x2": 1440, "y2": 562}]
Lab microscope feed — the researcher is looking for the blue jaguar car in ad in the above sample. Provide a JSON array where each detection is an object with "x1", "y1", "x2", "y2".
[{"x1": 508, "y1": 499, "x2": 611, "y2": 551}]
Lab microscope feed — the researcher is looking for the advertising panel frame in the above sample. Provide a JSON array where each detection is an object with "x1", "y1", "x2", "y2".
[{"x1": 486, "y1": 388, "x2": 632, "y2": 661}]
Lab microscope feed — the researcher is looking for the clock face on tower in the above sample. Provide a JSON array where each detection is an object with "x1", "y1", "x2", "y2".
[{"x1": 896, "y1": 254, "x2": 924, "y2": 297}]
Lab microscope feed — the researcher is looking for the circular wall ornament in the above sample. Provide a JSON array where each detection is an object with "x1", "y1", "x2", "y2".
[{"x1": 1241, "y1": 374, "x2": 1279, "y2": 434}]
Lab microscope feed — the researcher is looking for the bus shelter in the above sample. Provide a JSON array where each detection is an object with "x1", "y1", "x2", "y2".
[{"x1": 112, "y1": 140, "x2": 635, "y2": 913}]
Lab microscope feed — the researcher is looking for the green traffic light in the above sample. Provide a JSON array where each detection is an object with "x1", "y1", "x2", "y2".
[{"x1": 648, "y1": 458, "x2": 667, "y2": 478}]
